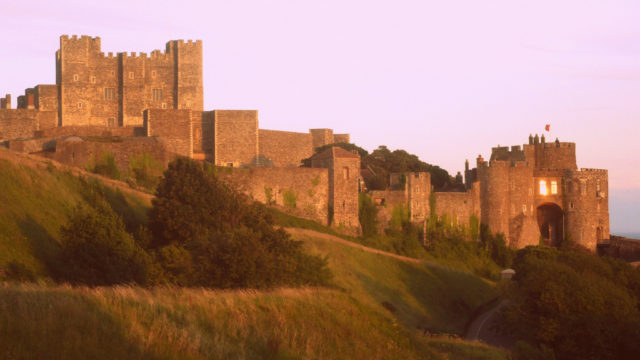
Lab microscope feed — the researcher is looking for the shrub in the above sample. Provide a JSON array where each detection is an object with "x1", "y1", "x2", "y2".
[
  {"x1": 148, "y1": 157, "x2": 332, "y2": 288},
  {"x1": 56, "y1": 202, "x2": 152, "y2": 286},
  {"x1": 129, "y1": 152, "x2": 163, "y2": 190},
  {"x1": 89, "y1": 151, "x2": 120, "y2": 180},
  {"x1": 358, "y1": 193, "x2": 378, "y2": 237},
  {"x1": 283, "y1": 189, "x2": 297, "y2": 208}
]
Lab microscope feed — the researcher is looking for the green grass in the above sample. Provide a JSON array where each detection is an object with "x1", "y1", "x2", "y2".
[
  {"x1": 0, "y1": 158, "x2": 150, "y2": 279},
  {"x1": 0, "y1": 156, "x2": 506, "y2": 359},
  {"x1": 294, "y1": 231, "x2": 498, "y2": 334}
]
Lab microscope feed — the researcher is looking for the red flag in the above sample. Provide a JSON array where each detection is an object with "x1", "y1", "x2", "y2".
[{"x1": 545, "y1": 124, "x2": 550, "y2": 132}]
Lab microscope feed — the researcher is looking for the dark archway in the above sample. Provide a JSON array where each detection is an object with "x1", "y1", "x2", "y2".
[{"x1": 537, "y1": 203, "x2": 564, "y2": 246}]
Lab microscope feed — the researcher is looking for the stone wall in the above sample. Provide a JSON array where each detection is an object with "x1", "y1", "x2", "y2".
[
  {"x1": 192, "y1": 110, "x2": 214, "y2": 160},
  {"x1": 214, "y1": 110, "x2": 258, "y2": 167},
  {"x1": 220, "y1": 167, "x2": 329, "y2": 225},
  {"x1": 258, "y1": 129, "x2": 312, "y2": 167},
  {"x1": 143, "y1": 109, "x2": 192, "y2": 157},
  {"x1": 38, "y1": 125, "x2": 144, "y2": 138},
  {"x1": 434, "y1": 183, "x2": 481, "y2": 230},
  {"x1": 47, "y1": 137, "x2": 169, "y2": 175},
  {"x1": 0, "y1": 110, "x2": 57, "y2": 141}
]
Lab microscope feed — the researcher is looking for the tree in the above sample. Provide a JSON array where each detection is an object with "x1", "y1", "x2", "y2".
[
  {"x1": 57, "y1": 202, "x2": 152, "y2": 286},
  {"x1": 148, "y1": 157, "x2": 333, "y2": 288}
]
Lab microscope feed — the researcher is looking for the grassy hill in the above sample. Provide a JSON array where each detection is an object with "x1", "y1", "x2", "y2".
[{"x1": 0, "y1": 149, "x2": 505, "y2": 359}]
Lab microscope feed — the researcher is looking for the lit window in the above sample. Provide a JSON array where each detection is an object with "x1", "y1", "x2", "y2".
[
  {"x1": 153, "y1": 89, "x2": 163, "y2": 102},
  {"x1": 539, "y1": 180, "x2": 547, "y2": 195},
  {"x1": 522, "y1": 204, "x2": 527, "y2": 214},
  {"x1": 104, "y1": 88, "x2": 115, "y2": 101},
  {"x1": 551, "y1": 181, "x2": 558, "y2": 194}
]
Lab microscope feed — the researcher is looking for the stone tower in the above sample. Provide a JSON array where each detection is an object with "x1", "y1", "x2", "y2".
[
  {"x1": 56, "y1": 35, "x2": 203, "y2": 127},
  {"x1": 311, "y1": 147, "x2": 361, "y2": 235}
]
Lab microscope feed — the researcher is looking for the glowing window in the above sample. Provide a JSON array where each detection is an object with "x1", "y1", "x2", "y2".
[
  {"x1": 551, "y1": 181, "x2": 558, "y2": 194},
  {"x1": 539, "y1": 180, "x2": 547, "y2": 195}
]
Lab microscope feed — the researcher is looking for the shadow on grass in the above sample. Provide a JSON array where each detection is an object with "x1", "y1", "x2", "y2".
[{"x1": 0, "y1": 286, "x2": 158, "y2": 360}]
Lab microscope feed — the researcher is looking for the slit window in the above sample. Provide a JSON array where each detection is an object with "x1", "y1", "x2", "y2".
[
  {"x1": 128, "y1": 72, "x2": 134, "y2": 79},
  {"x1": 104, "y1": 88, "x2": 115, "y2": 101},
  {"x1": 343, "y1": 167, "x2": 349, "y2": 180},
  {"x1": 153, "y1": 89, "x2": 163, "y2": 102}
]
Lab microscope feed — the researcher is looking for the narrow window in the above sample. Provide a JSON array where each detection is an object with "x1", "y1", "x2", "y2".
[
  {"x1": 539, "y1": 180, "x2": 547, "y2": 195},
  {"x1": 343, "y1": 167, "x2": 349, "y2": 180},
  {"x1": 73, "y1": 74, "x2": 79, "y2": 82},
  {"x1": 77, "y1": 102, "x2": 83, "y2": 109},
  {"x1": 161, "y1": 102, "x2": 167, "y2": 109},
  {"x1": 153, "y1": 89, "x2": 163, "y2": 102},
  {"x1": 580, "y1": 180, "x2": 586, "y2": 196},
  {"x1": 107, "y1": 117, "x2": 115, "y2": 127},
  {"x1": 151, "y1": 70, "x2": 157, "y2": 78},
  {"x1": 104, "y1": 88, "x2": 115, "y2": 101},
  {"x1": 128, "y1": 72, "x2": 134, "y2": 79},
  {"x1": 596, "y1": 179, "x2": 601, "y2": 192},
  {"x1": 551, "y1": 181, "x2": 558, "y2": 194},
  {"x1": 90, "y1": 76, "x2": 96, "y2": 84},
  {"x1": 570, "y1": 201, "x2": 574, "y2": 209},
  {"x1": 111, "y1": 70, "x2": 115, "y2": 76},
  {"x1": 522, "y1": 204, "x2": 527, "y2": 214}
]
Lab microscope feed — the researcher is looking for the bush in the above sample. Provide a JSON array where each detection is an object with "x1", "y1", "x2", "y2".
[
  {"x1": 56, "y1": 202, "x2": 152, "y2": 286},
  {"x1": 148, "y1": 157, "x2": 332, "y2": 288},
  {"x1": 5, "y1": 261, "x2": 37, "y2": 282},
  {"x1": 358, "y1": 193, "x2": 378, "y2": 237},
  {"x1": 129, "y1": 152, "x2": 163, "y2": 190},
  {"x1": 88, "y1": 151, "x2": 120, "y2": 180}
]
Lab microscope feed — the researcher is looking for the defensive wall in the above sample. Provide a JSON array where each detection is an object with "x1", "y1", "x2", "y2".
[
  {"x1": 42, "y1": 136, "x2": 170, "y2": 175},
  {"x1": 219, "y1": 167, "x2": 329, "y2": 225}
]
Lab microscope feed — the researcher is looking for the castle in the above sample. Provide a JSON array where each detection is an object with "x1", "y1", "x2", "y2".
[{"x1": 0, "y1": 36, "x2": 609, "y2": 249}]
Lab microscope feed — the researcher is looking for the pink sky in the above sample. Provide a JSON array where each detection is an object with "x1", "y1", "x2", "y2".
[{"x1": 1, "y1": 1, "x2": 639, "y2": 233}]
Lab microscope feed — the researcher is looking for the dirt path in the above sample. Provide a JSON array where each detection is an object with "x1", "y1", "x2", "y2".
[
  {"x1": 465, "y1": 299, "x2": 515, "y2": 348},
  {"x1": 0, "y1": 147, "x2": 154, "y2": 205},
  {"x1": 285, "y1": 228, "x2": 450, "y2": 269}
]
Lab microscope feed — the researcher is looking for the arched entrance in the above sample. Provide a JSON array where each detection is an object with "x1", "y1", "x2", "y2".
[{"x1": 537, "y1": 203, "x2": 564, "y2": 246}]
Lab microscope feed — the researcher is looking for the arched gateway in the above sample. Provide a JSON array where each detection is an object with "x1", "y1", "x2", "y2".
[{"x1": 537, "y1": 203, "x2": 564, "y2": 246}]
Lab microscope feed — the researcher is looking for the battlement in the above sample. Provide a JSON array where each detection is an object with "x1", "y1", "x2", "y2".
[
  {"x1": 579, "y1": 168, "x2": 608, "y2": 174},
  {"x1": 60, "y1": 35, "x2": 101, "y2": 42}
]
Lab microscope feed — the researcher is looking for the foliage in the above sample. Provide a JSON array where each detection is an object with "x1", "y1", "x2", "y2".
[
  {"x1": 358, "y1": 193, "x2": 379, "y2": 237},
  {"x1": 148, "y1": 157, "x2": 332, "y2": 288},
  {"x1": 56, "y1": 200, "x2": 152, "y2": 286},
  {"x1": 302, "y1": 142, "x2": 455, "y2": 191},
  {"x1": 264, "y1": 186, "x2": 273, "y2": 205},
  {"x1": 282, "y1": 188, "x2": 297, "y2": 208},
  {"x1": 363, "y1": 145, "x2": 453, "y2": 190},
  {"x1": 5, "y1": 261, "x2": 37, "y2": 282},
  {"x1": 479, "y1": 225, "x2": 513, "y2": 268},
  {"x1": 88, "y1": 151, "x2": 120, "y2": 180},
  {"x1": 502, "y1": 246, "x2": 640, "y2": 359},
  {"x1": 129, "y1": 152, "x2": 163, "y2": 190}
]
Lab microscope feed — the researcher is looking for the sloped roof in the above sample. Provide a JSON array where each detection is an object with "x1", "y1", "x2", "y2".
[{"x1": 311, "y1": 146, "x2": 360, "y2": 160}]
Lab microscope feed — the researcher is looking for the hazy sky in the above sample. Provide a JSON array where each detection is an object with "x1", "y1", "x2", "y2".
[{"x1": 1, "y1": 1, "x2": 638, "y2": 233}]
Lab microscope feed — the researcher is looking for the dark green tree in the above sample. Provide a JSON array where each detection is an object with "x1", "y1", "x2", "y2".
[{"x1": 57, "y1": 202, "x2": 152, "y2": 286}]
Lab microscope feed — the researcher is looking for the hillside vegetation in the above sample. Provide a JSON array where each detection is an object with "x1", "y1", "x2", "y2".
[{"x1": 0, "y1": 151, "x2": 505, "y2": 359}]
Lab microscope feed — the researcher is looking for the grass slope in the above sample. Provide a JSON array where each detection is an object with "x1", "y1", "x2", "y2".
[
  {"x1": 0, "y1": 151, "x2": 505, "y2": 359},
  {"x1": 0, "y1": 156, "x2": 150, "y2": 278}
]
